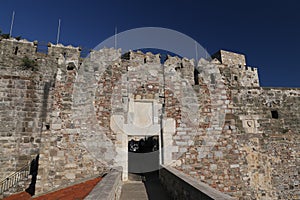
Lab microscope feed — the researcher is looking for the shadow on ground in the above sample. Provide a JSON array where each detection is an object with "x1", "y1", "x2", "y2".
[{"x1": 142, "y1": 171, "x2": 171, "y2": 200}]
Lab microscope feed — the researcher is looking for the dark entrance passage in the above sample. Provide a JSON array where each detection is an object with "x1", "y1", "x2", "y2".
[
  {"x1": 128, "y1": 136, "x2": 159, "y2": 153},
  {"x1": 128, "y1": 136, "x2": 159, "y2": 176},
  {"x1": 126, "y1": 136, "x2": 170, "y2": 199}
]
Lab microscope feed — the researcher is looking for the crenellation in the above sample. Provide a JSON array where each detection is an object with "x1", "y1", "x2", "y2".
[
  {"x1": 164, "y1": 55, "x2": 195, "y2": 85},
  {"x1": 0, "y1": 38, "x2": 37, "y2": 58},
  {"x1": 128, "y1": 50, "x2": 146, "y2": 64},
  {"x1": 47, "y1": 43, "x2": 81, "y2": 66},
  {"x1": 218, "y1": 63, "x2": 260, "y2": 88},
  {"x1": 145, "y1": 52, "x2": 160, "y2": 64},
  {"x1": 211, "y1": 50, "x2": 259, "y2": 87}
]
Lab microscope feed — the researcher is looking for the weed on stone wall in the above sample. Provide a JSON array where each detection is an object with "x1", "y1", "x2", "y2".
[{"x1": 21, "y1": 56, "x2": 38, "y2": 71}]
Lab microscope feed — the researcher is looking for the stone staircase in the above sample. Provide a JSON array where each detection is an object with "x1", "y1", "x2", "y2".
[{"x1": 0, "y1": 163, "x2": 31, "y2": 199}]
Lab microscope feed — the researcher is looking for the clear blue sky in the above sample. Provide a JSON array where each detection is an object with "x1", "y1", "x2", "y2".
[{"x1": 0, "y1": 0, "x2": 299, "y2": 87}]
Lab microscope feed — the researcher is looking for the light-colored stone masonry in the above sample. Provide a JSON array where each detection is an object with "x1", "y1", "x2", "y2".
[{"x1": 0, "y1": 37, "x2": 299, "y2": 200}]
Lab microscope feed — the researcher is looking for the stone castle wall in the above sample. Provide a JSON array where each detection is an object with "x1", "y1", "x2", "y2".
[
  {"x1": 0, "y1": 38, "x2": 299, "y2": 199},
  {"x1": 0, "y1": 38, "x2": 54, "y2": 179},
  {"x1": 175, "y1": 55, "x2": 300, "y2": 199}
]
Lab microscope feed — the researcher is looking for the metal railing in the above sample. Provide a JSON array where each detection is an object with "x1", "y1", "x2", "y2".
[{"x1": 0, "y1": 163, "x2": 30, "y2": 194}]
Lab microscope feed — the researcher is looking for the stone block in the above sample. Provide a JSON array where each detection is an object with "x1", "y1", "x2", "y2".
[
  {"x1": 65, "y1": 173, "x2": 75, "y2": 179},
  {"x1": 230, "y1": 164, "x2": 239, "y2": 168},
  {"x1": 51, "y1": 124, "x2": 62, "y2": 130}
]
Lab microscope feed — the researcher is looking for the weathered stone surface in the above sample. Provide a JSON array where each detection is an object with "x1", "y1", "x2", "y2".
[
  {"x1": 0, "y1": 38, "x2": 299, "y2": 199},
  {"x1": 85, "y1": 168, "x2": 122, "y2": 200}
]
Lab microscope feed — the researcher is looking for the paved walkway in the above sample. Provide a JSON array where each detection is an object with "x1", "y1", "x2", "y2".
[
  {"x1": 120, "y1": 182, "x2": 148, "y2": 200},
  {"x1": 120, "y1": 171, "x2": 170, "y2": 200}
]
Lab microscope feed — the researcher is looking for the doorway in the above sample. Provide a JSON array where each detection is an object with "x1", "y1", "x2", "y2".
[{"x1": 128, "y1": 135, "x2": 159, "y2": 180}]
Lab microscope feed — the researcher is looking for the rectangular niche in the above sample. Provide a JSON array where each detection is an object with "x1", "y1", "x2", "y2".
[
  {"x1": 133, "y1": 101, "x2": 154, "y2": 128},
  {"x1": 271, "y1": 110, "x2": 279, "y2": 119}
]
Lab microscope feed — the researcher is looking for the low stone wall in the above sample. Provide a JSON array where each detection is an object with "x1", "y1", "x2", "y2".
[
  {"x1": 159, "y1": 165, "x2": 236, "y2": 200},
  {"x1": 84, "y1": 167, "x2": 122, "y2": 200}
]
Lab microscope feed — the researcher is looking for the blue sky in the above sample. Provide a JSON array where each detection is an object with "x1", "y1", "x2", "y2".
[{"x1": 0, "y1": 0, "x2": 299, "y2": 87}]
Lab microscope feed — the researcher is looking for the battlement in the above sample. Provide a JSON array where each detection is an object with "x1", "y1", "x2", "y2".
[
  {"x1": 211, "y1": 50, "x2": 259, "y2": 87},
  {"x1": 0, "y1": 38, "x2": 37, "y2": 58},
  {"x1": 89, "y1": 47, "x2": 121, "y2": 63},
  {"x1": 0, "y1": 38, "x2": 81, "y2": 60},
  {"x1": 48, "y1": 43, "x2": 81, "y2": 59},
  {"x1": 233, "y1": 63, "x2": 258, "y2": 72},
  {"x1": 0, "y1": 37, "x2": 260, "y2": 87},
  {"x1": 121, "y1": 50, "x2": 160, "y2": 64},
  {"x1": 124, "y1": 50, "x2": 195, "y2": 67}
]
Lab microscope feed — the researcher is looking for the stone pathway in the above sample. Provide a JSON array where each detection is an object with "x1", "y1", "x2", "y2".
[
  {"x1": 120, "y1": 182, "x2": 148, "y2": 200},
  {"x1": 120, "y1": 171, "x2": 170, "y2": 200}
]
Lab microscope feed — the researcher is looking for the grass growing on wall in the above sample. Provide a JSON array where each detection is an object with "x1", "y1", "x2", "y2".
[{"x1": 21, "y1": 56, "x2": 38, "y2": 71}]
